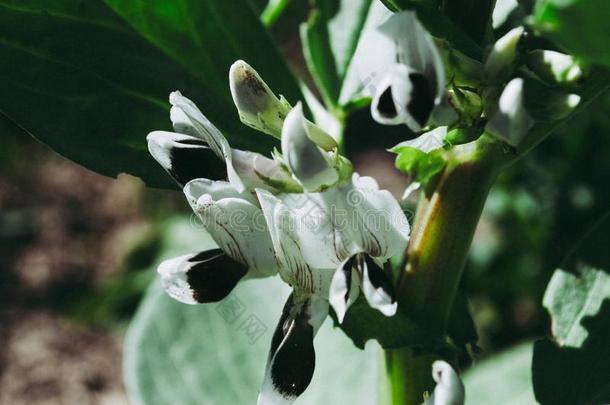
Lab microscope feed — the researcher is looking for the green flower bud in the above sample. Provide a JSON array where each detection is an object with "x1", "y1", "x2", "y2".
[
  {"x1": 526, "y1": 50, "x2": 584, "y2": 87},
  {"x1": 448, "y1": 85, "x2": 483, "y2": 125},
  {"x1": 229, "y1": 60, "x2": 292, "y2": 138},
  {"x1": 484, "y1": 27, "x2": 524, "y2": 84}
]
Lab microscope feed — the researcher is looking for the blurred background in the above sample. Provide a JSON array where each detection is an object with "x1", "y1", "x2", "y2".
[{"x1": 1, "y1": 1, "x2": 609, "y2": 404}]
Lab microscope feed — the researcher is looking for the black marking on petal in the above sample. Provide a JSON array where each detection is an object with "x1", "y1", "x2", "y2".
[
  {"x1": 407, "y1": 73, "x2": 435, "y2": 127},
  {"x1": 341, "y1": 255, "x2": 357, "y2": 302},
  {"x1": 378, "y1": 86, "x2": 398, "y2": 118},
  {"x1": 186, "y1": 249, "x2": 247, "y2": 303},
  {"x1": 168, "y1": 140, "x2": 226, "y2": 186},
  {"x1": 363, "y1": 255, "x2": 396, "y2": 302},
  {"x1": 267, "y1": 294, "x2": 316, "y2": 399}
]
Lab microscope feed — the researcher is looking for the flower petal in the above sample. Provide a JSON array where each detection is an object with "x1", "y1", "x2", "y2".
[
  {"x1": 157, "y1": 249, "x2": 247, "y2": 304},
  {"x1": 329, "y1": 255, "x2": 361, "y2": 323},
  {"x1": 357, "y1": 254, "x2": 397, "y2": 317},
  {"x1": 353, "y1": 11, "x2": 445, "y2": 130},
  {"x1": 147, "y1": 131, "x2": 226, "y2": 186},
  {"x1": 231, "y1": 149, "x2": 302, "y2": 193},
  {"x1": 257, "y1": 174, "x2": 410, "y2": 272},
  {"x1": 348, "y1": 174, "x2": 411, "y2": 261},
  {"x1": 485, "y1": 78, "x2": 533, "y2": 147},
  {"x1": 169, "y1": 91, "x2": 248, "y2": 192},
  {"x1": 258, "y1": 292, "x2": 328, "y2": 405},
  {"x1": 256, "y1": 189, "x2": 334, "y2": 294},
  {"x1": 185, "y1": 179, "x2": 279, "y2": 277},
  {"x1": 424, "y1": 361, "x2": 465, "y2": 405},
  {"x1": 281, "y1": 103, "x2": 338, "y2": 191}
]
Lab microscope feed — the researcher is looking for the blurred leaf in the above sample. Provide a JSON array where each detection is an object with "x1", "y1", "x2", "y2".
[
  {"x1": 124, "y1": 219, "x2": 380, "y2": 404},
  {"x1": 533, "y1": 0, "x2": 610, "y2": 67},
  {"x1": 301, "y1": 0, "x2": 372, "y2": 108},
  {"x1": 0, "y1": 1, "x2": 298, "y2": 188},
  {"x1": 336, "y1": 295, "x2": 439, "y2": 349},
  {"x1": 532, "y1": 213, "x2": 610, "y2": 405},
  {"x1": 463, "y1": 342, "x2": 537, "y2": 405}
]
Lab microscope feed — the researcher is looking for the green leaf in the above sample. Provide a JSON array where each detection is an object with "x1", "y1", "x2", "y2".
[
  {"x1": 124, "y1": 218, "x2": 380, "y2": 404},
  {"x1": 300, "y1": 0, "x2": 372, "y2": 108},
  {"x1": 532, "y1": 213, "x2": 610, "y2": 405},
  {"x1": 392, "y1": 145, "x2": 446, "y2": 185},
  {"x1": 533, "y1": 0, "x2": 610, "y2": 67},
  {"x1": 0, "y1": 1, "x2": 299, "y2": 188},
  {"x1": 463, "y1": 342, "x2": 537, "y2": 405},
  {"x1": 335, "y1": 295, "x2": 440, "y2": 349},
  {"x1": 532, "y1": 266, "x2": 610, "y2": 405}
]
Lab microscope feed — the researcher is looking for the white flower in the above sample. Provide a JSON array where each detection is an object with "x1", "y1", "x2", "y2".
[
  {"x1": 423, "y1": 361, "x2": 465, "y2": 405},
  {"x1": 257, "y1": 173, "x2": 410, "y2": 323},
  {"x1": 147, "y1": 62, "x2": 411, "y2": 405},
  {"x1": 149, "y1": 91, "x2": 297, "y2": 193},
  {"x1": 352, "y1": 11, "x2": 446, "y2": 132}
]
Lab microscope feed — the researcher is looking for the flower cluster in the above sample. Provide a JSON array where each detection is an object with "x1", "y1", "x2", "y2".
[{"x1": 148, "y1": 58, "x2": 410, "y2": 402}]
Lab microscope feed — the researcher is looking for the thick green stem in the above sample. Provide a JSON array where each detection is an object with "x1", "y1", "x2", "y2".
[
  {"x1": 384, "y1": 348, "x2": 438, "y2": 405},
  {"x1": 383, "y1": 68, "x2": 610, "y2": 405},
  {"x1": 385, "y1": 137, "x2": 510, "y2": 405},
  {"x1": 398, "y1": 138, "x2": 507, "y2": 335}
]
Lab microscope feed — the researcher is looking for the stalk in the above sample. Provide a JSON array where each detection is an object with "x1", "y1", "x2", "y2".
[
  {"x1": 384, "y1": 136, "x2": 509, "y2": 405},
  {"x1": 383, "y1": 68, "x2": 610, "y2": 404}
]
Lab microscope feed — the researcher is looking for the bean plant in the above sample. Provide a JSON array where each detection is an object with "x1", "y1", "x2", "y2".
[{"x1": 1, "y1": 0, "x2": 609, "y2": 404}]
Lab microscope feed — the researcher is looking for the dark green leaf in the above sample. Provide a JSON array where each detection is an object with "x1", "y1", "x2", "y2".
[
  {"x1": 532, "y1": 213, "x2": 610, "y2": 405},
  {"x1": 0, "y1": 1, "x2": 299, "y2": 188},
  {"x1": 447, "y1": 290, "x2": 478, "y2": 348},
  {"x1": 335, "y1": 295, "x2": 440, "y2": 349},
  {"x1": 124, "y1": 219, "x2": 380, "y2": 404},
  {"x1": 534, "y1": 0, "x2": 610, "y2": 67}
]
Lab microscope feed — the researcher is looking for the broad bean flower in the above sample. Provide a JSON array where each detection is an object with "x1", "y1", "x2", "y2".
[{"x1": 147, "y1": 60, "x2": 410, "y2": 404}]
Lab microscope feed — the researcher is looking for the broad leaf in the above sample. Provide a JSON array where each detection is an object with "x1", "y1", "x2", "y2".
[
  {"x1": 124, "y1": 218, "x2": 380, "y2": 404},
  {"x1": 532, "y1": 213, "x2": 610, "y2": 405},
  {"x1": 532, "y1": 266, "x2": 610, "y2": 405},
  {"x1": 534, "y1": 0, "x2": 610, "y2": 67},
  {"x1": 0, "y1": 1, "x2": 299, "y2": 188},
  {"x1": 464, "y1": 342, "x2": 537, "y2": 405}
]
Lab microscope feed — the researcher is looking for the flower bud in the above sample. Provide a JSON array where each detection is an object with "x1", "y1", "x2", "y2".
[
  {"x1": 281, "y1": 103, "x2": 339, "y2": 191},
  {"x1": 484, "y1": 27, "x2": 524, "y2": 84},
  {"x1": 526, "y1": 50, "x2": 584, "y2": 87},
  {"x1": 229, "y1": 60, "x2": 291, "y2": 138}
]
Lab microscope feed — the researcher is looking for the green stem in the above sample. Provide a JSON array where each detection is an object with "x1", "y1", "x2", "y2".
[
  {"x1": 385, "y1": 68, "x2": 610, "y2": 404},
  {"x1": 261, "y1": 0, "x2": 291, "y2": 28},
  {"x1": 398, "y1": 137, "x2": 508, "y2": 335},
  {"x1": 384, "y1": 348, "x2": 438, "y2": 405}
]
